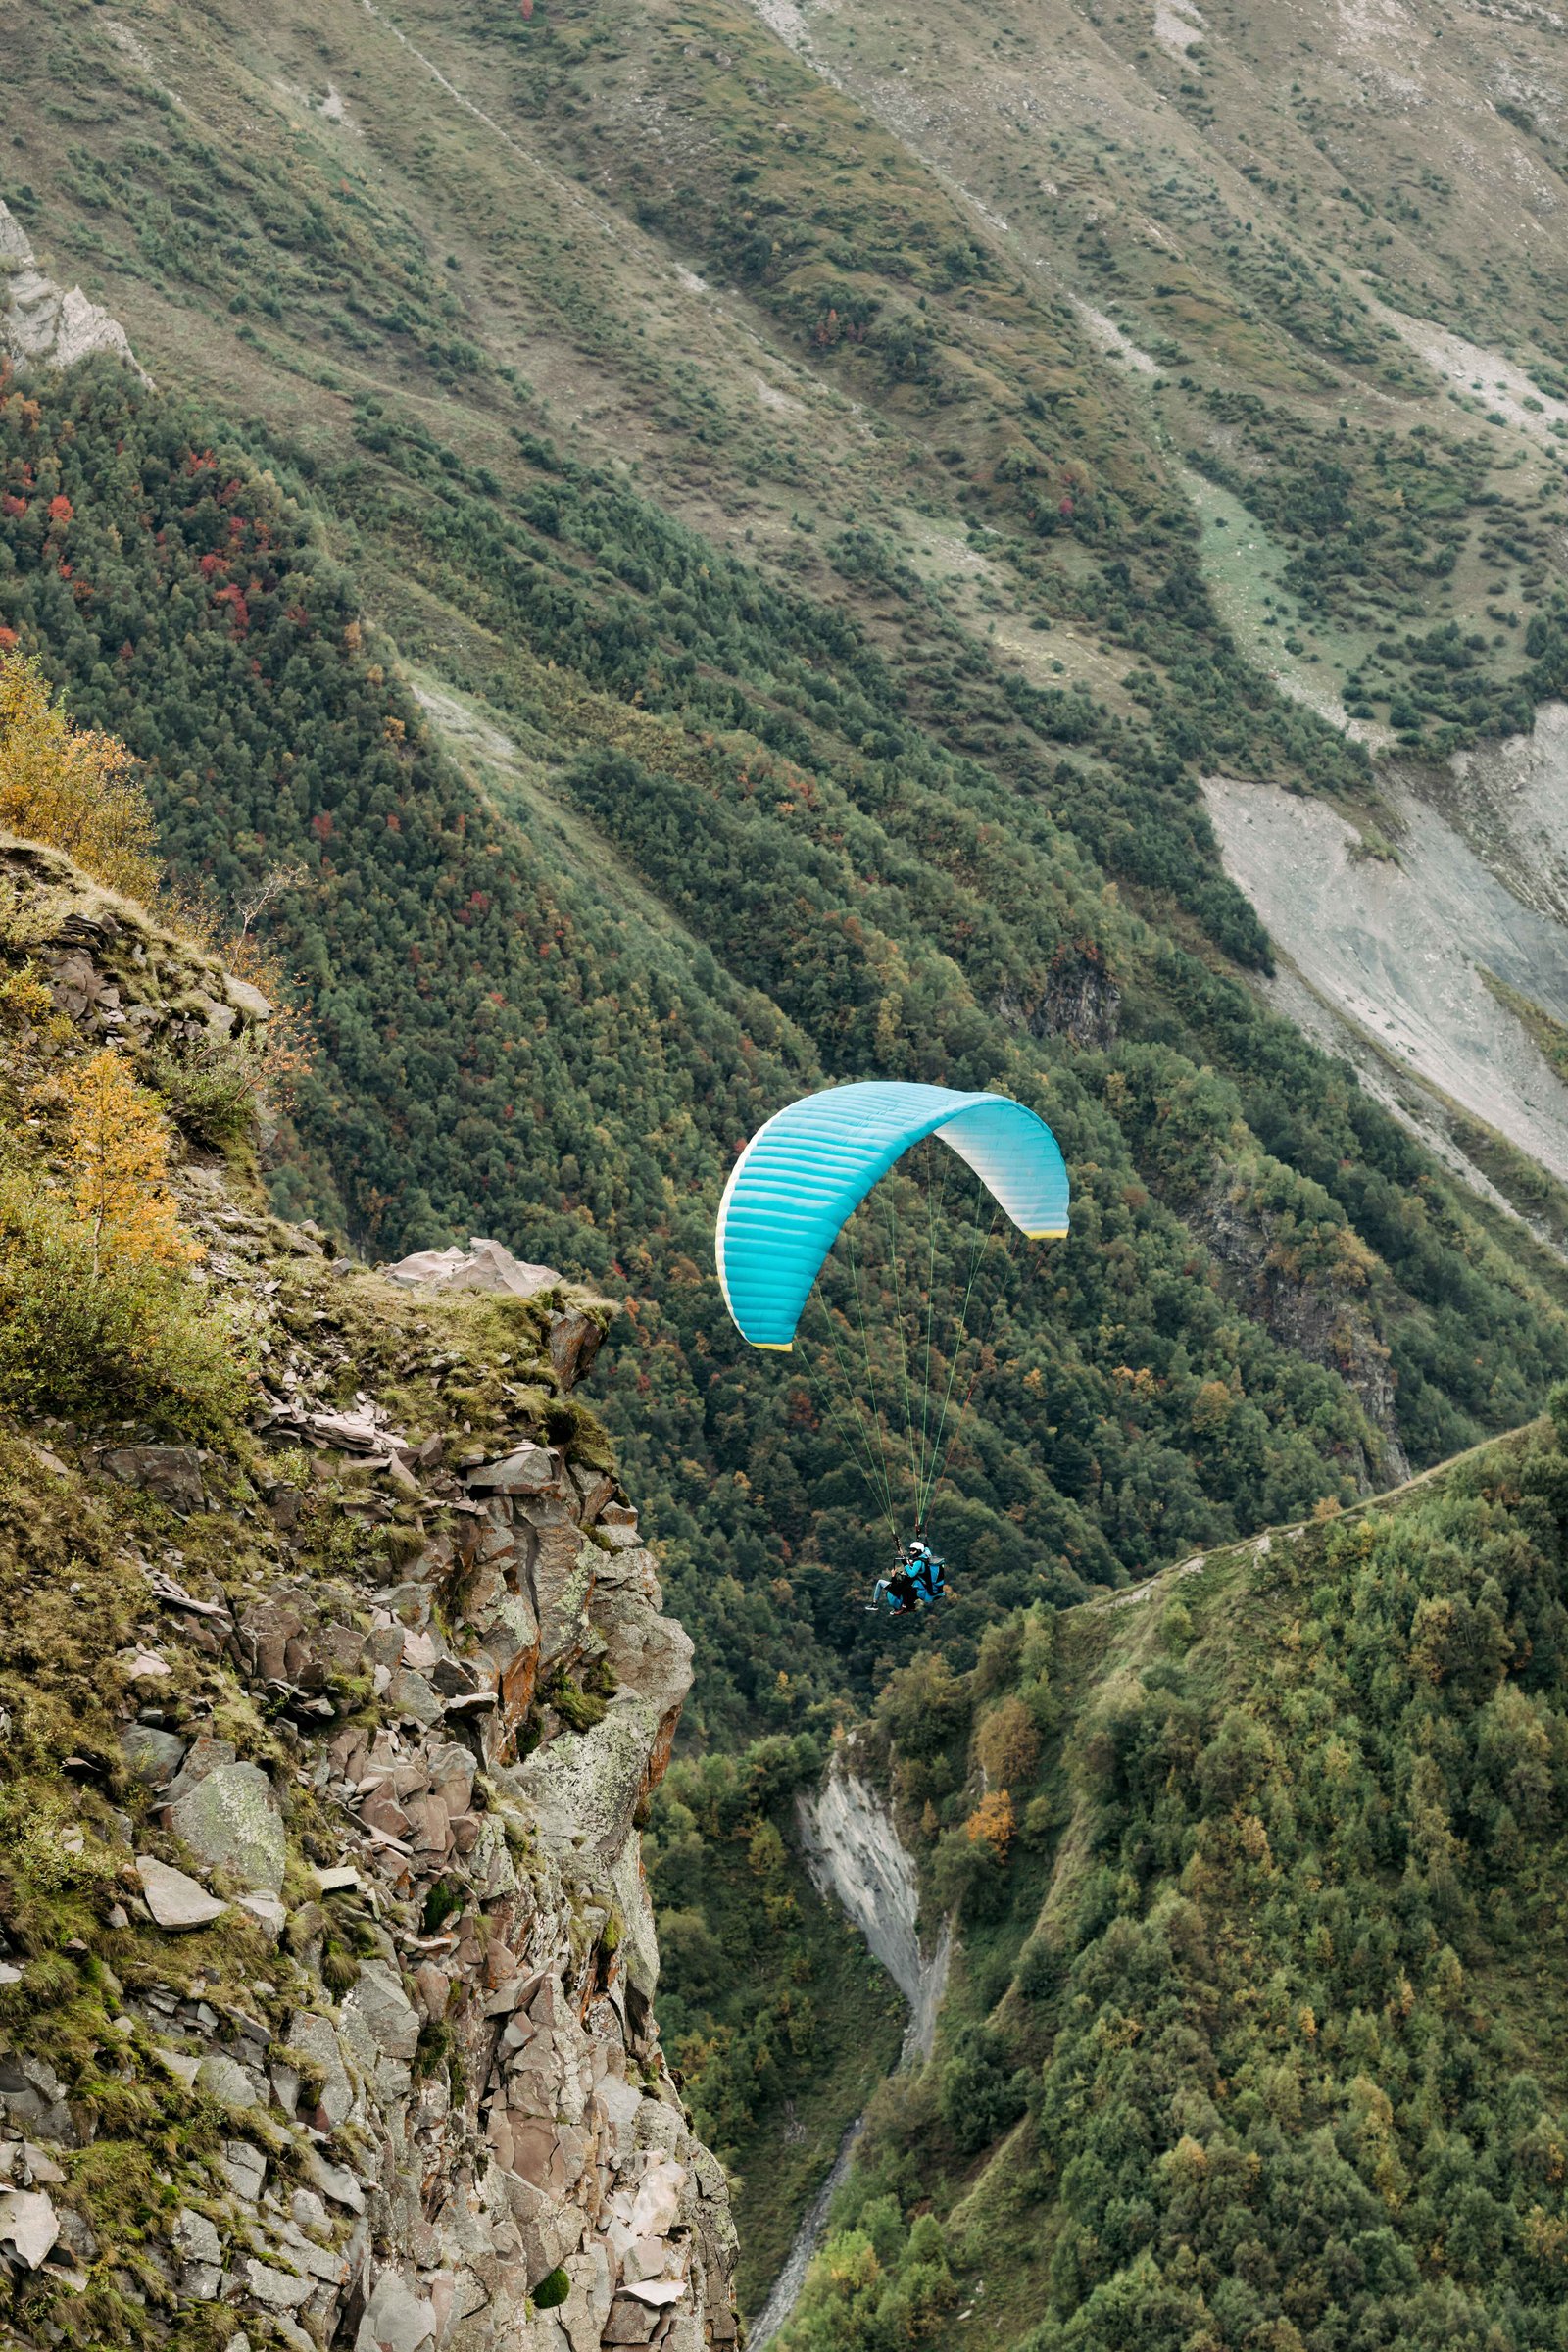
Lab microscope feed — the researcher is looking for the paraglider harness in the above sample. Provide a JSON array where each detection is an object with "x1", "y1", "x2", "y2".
[{"x1": 869, "y1": 1540, "x2": 949, "y2": 1615}]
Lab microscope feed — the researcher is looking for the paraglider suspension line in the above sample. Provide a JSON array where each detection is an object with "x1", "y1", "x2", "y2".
[
  {"x1": 802, "y1": 1293, "x2": 901, "y2": 1544},
  {"x1": 916, "y1": 1150, "x2": 950, "y2": 1524},
  {"x1": 916, "y1": 1179, "x2": 1000, "y2": 1530},
  {"x1": 923, "y1": 1218, "x2": 1019, "y2": 1524},
  {"x1": 847, "y1": 1219, "x2": 900, "y2": 1531},
  {"x1": 883, "y1": 1184, "x2": 920, "y2": 1524}
]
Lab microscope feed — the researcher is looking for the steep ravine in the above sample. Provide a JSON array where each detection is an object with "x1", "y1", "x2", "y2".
[
  {"x1": 748, "y1": 1752, "x2": 949, "y2": 2347},
  {"x1": 0, "y1": 843, "x2": 739, "y2": 2351}
]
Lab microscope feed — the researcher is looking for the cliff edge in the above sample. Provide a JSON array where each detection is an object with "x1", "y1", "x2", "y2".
[{"x1": 0, "y1": 833, "x2": 737, "y2": 2352}]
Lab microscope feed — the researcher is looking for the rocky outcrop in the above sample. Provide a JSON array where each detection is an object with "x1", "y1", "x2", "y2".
[
  {"x1": 1, "y1": 1313, "x2": 736, "y2": 2349},
  {"x1": 754, "y1": 1745, "x2": 951, "y2": 2346},
  {"x1": 0, "y1": 830, "x2": 272, "y2": 1060},
  {"x1": 797, "y1": 1756, "x2": 948, "y2": 2067},
  {"x1": 0, "y1": 202, "x2": 150, "y2": 382},
  {"x1": 996, "y1": 941, "x2": 1120, "y2": 1051},
  {"x1": 0, "y1": 851, "x2": 738, "y2": 2350},
  {"x1": 1196, "y1": 1173, "x2": 1410, "y2": 1486}
]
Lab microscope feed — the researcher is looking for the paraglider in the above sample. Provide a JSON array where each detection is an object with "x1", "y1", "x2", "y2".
[
  {"x1": 715, "y1": 1081, "x2": 1070, "y2": 1614},
  {"x1": 868, "y1": 1539, "x2": 949, "y2": 1616},
  {"x1": 906, "y1": 1538, "x2": 947, "y2": 1604},
  {"x1": 870, "y1": 1560, "x2": 922, "y2": 1617}
]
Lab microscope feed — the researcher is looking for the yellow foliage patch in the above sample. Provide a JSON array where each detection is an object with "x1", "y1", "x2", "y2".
[
  {"x1": 0, "y1": 651, "x2": 159, "y2": 900},
  {"x1": 965, "y1": 1788, "x2": 1015, "y2": 1861},
  {"x1": 59, "y1": 1049, "x2": 199, "y2": 1276}
]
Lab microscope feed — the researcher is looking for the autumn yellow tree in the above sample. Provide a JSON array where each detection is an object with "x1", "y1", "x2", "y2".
[
  {"x1": 60, "y1": 1049, "x2": 199, "y2": 1276},
  {"x1": 0, "y1": 650, "x2": 158, "y2": 899},
  {"x1": 975, "y1": 1695, "x2": 1041, "y2": 1790},
  {"x1": 964, "y1": 1788, "x2": 1015, "y2": 1862}
]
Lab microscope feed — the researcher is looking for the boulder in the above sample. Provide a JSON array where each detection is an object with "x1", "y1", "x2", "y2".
[
  {"x1": 197, "y1": 2052, "x2": 262, "y2": 2112},
  {"x1": 385, "y1": 1669, "x2": 442, "y2": 1729},
  {"x1": 117, "y1": 1646, "x2": 172, "y2": 1683},
  {"x1": 0, "y1": 2187, "x2": 59, "y2": 2270},
  {"x1": 47, "y1": 948, "x2": 103, "y2": 1021},
  {"x1": 568, "y1": 1462, "x2": 615, "y2": 1523},
  {"x1": 605, "y1": 2298, "x2": 661, "y2": 2346},
  {"x1": 341, "y1": 1965, "x2": 420, "y2": 2064},
  {"x1": 120, "y1": 1723, "x2": 186, "y2": 1788},
  {"x1": 98, "y1": 1445, "x2": 206, "y2": 1514},
  {"x1": 287, "y1": 2013, "x2": 355, "y2": 2132},
  {"x1": 307, "y1": 2151, "x2": 367, "y2": 2213},
  {"x1": 135, "y1": 1856, "x2": 228, "y2": 1932},
  {"x1": 620, "y1": 2278, "x2": 688, "y2": 2309},
  {"x1": 236, "y1": 1890, "x2": 287, "y2": 1943},
  {"x1": 466, "y1": 1444, "x2": 559, "y2": 1495},
  {"x1": 357, "y1": 2270, "x2": 437, "y2": 2351},
  {"x1": 172, "y1": 2204, "x2": 221, "y2": 2296},
  {"x1": 221, "y1": 2140, "x2": 268, "y2": 2202},
  {"x1": 244, "y1": 2256, "x2": 314, "y2": 2310},
  {"x1": 628, "y1": 2158, "x2": 687, "y2": 2241},
  {"x1": 382, "y1": 1237, "x2": 563, "y2": 1301},
  {"x1": 173, "y1": 2208, "x2": 221, "y2": 2267},
  {"x1": 235, "y1": 1595, "x2": 308, "y2": 1683},
  {"x1": 298, "y1": 1407, "x2": 397, "y2": 1455},
  {"x1": 414, "y1": 1964, "x2": 450, "y2": 2023},
  {"x1": 168, "y1": 1760, "x2": 286, "y2": 1894},
  {"x1": 549, "y1": 1309, "x2": 604, "y2": 1391},
  {"x1": 226, "y1": 976, "x2": 272, "y2": 1023},
  {"x1": 164, "y1": 1735, "x2": 239, "y2": 1806},
  {"x1": 427, "y1": 1742, "x2": 476, "y2": 1815}
]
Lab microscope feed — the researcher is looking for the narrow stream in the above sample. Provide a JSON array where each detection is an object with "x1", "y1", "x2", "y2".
[{"x1": 749, "y1": 1749, "x2": 950, "y2": 2347}]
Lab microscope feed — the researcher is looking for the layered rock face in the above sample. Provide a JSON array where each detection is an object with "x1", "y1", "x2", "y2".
[
  {"x1": 201, "y1": 1385, "x2": 732, "y2": 2352},
  {"x1": 0, "y1": 855, "x2": 738, "y2": 2351},
  {"x1": 0, "y1": 201, "x2": 149, "y2": 381}
]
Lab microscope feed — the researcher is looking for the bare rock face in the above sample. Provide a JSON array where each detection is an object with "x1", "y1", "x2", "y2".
[
  {"x1": 134, "y1": 1855, "x2": 230, "y2": 1932},
  {"x1": 1195, "y1": 1173, "x2": 1411, "y2": 1486},
  {"x1": 0, "y1": 200, "x2": 151, "y2": 382},
  {"x1": 7, "y1": 1403, "x2": 738, "y2": 2344},
  {"x1": 220, "y1": 1428, "x2": 739, "y2": 2352},
  {"x1": 197, "y1": 1397, "x2": 737, "y2": 2347},
  {"x1": 996, "y1": 941, "x2": 1121, "y2": 1050}
]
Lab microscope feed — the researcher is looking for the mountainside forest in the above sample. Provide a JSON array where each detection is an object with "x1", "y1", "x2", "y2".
[
  {"x1": 781, "y1": 1408, "x2": 1568, "y2": 2352},
  {"x1": 8, "y1": 0, "x2": 1568, "y2": 2342}
]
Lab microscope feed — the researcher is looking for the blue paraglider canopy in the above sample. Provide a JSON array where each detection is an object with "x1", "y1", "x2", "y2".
[{"x1": 715, "y1": 1081, "x2": 1068, "y2": 1350}]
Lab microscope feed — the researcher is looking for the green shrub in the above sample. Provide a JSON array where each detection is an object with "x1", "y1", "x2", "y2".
[
  {"x1": 141, "y1": 1038, "x2": 261, "y2": 1150},
  {"x1": 421, "y1": 1879, "x2": 465, "y2": 1935},
  {"x1": 531, "y1": 2268, "x2": 570, "y2": 2311},
  {"x1": 0, "y1": 1174, "x2": 248, "y2": 1435},
  {"x1": 936, "y1": 2024, "x2": 1029, "y2": 2154},
  {"x1": 929, "y1": 1822, "x2": 1008, "y2": 1922},
  {"x1": 544, "y1": 1668, "x2": 609, "y2": 1732}
]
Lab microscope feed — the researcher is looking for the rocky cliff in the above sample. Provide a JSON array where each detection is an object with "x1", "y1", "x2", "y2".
[
  {"x1": 0, "y1": 203, "x2": 148, "y2": 383},
  {"x1": 0, "y1": 840, "x2": 737, "y2": 2352}
]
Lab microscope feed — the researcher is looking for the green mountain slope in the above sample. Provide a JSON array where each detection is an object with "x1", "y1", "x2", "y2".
[
  {"x1": 6, "y1": 361, "x2": 1568, "y2": 1749},
  {"x1": 782, "y1": 1403, "x2": 1568, "y2": 2352},
  {"x1": 10, "y1": 0, "x2": 1568, "y2": 776}
]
